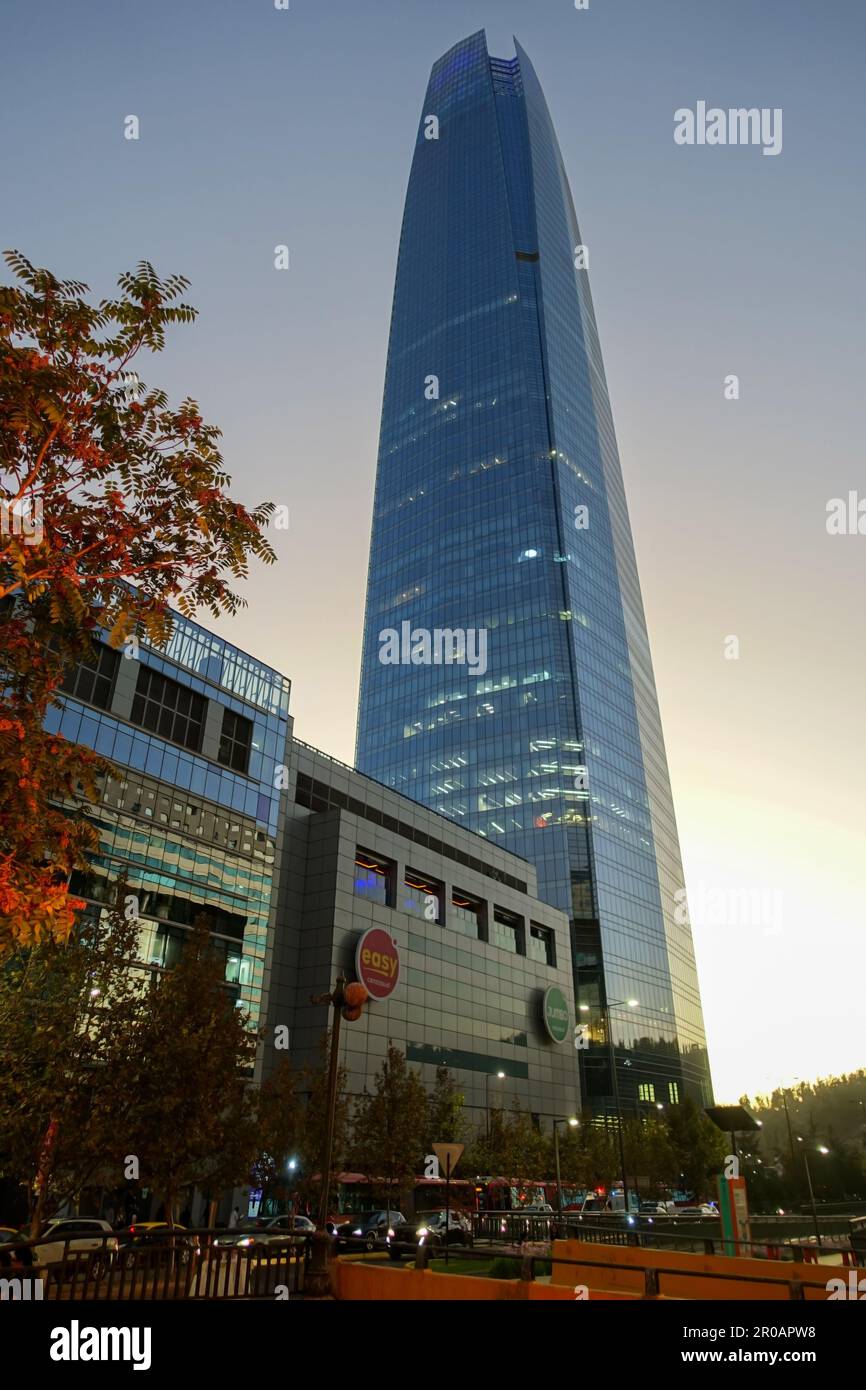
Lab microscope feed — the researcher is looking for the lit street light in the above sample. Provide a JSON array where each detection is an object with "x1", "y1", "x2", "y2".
[
  {"x1": 801, "y1": 1141, "x2": 831, "y2": 1248},
  {"x1": 485, "y1": 1070, "x2": 506, "y2": 1140},
  {"x1": 552, "y1": 1116, "x2": 579, "y2": 1219}
]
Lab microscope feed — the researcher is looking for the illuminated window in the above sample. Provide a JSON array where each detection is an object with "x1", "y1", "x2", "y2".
[
  {"x1": 668, "y1": 1082, "x2": 679, "y2": 1104},
  {"x1": 638, "y1": 1083, "x2": 655, "y2": 1103},
  {"x1": 354, "y1": 849, "x2": 395, "y2": 907},
  {"x1": 402, "y1": 869, "x2": 443, "y2": 924}
]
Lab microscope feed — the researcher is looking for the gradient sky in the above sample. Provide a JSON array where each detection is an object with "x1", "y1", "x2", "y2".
[{"x1": 4, "y1": 0, "x2": 864, "y2": 1102}]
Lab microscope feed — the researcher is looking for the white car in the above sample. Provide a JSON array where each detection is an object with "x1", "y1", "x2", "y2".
[{"x1": 34, "y1": 1218, "x2": 118, "y2": 1271}]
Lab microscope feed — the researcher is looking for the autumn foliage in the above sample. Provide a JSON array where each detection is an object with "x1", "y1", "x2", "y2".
[{"x1": 0, "y1": 251, "x2": 274, "y2": 953}]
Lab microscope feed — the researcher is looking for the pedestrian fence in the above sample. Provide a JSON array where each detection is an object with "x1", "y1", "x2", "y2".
[{"x1": 0, "y1": 1228, "x2": 308, "y2": 1301}]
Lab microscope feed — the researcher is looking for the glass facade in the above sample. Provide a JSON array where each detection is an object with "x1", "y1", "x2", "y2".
[
  {"x1": 49, "y1": 620, "x2": 290, "y2": 1028},
  {"x1": 356, "y1": 31, "x2": 712, "y2": 1109}
]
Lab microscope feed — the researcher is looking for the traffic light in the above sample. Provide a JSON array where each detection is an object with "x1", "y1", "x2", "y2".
[{"x1": 341, "y1": 981, "x2": 369, "y2": 1022}]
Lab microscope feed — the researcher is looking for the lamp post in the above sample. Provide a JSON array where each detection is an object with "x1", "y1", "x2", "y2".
[
  {"x1": 604, "y1": 998, "x2": 639, "y2": 1216},
  {"x1": 802, "y1": 1144, "x2": 830, "y2": 1249},
  {"x1": 553, "y1": 1116, "x2": 579, "y2": 1220},
  {"x1": 485, "y1": 1070, "x2": 506, "y2": 1140}
]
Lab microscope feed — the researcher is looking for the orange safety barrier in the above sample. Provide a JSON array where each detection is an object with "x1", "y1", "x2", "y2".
[
  {"x1": 332, "y1": 1260, "x2": 637, "y2": 1301},
  {"x1": 550, "y1": 1238, "x2": 839, "y2": 1301}
]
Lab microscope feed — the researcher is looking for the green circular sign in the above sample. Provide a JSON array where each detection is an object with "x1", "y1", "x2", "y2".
[{"x1": 543, "y1": 987, "x2": 570, "y2": 1044}]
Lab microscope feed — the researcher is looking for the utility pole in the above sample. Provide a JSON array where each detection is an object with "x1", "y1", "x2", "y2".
[{"x1": 305, "y1": 973, "x2": 368, "y2": 1297}]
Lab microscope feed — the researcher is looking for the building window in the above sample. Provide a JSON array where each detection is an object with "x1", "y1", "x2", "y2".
[
  {"x1": 59, "y1": 641, "x2": 120, "y2": 711},
  {"x1": 491, "y1": 906, "x2": 524, "y2": 955},
  {"x1": 130, "y1": 666, "x2": 205, "y2": 751},
  {"x1": 638, "y1": 1083, "x2": 656, "y2": 1103},
  {"x1": 354, "y1": 849, "x2": 395, "y2": 907},
  {"x1": 402, "y1": 869, "x2": 443, "y2": 923},
  {"x1": 528, "y1": 923, "x2": 555, "y2": 967},
  {"x1": 668, "y1": 1082, "x2": 680, "y2": 1104},
  {"x1": 451, "y1": 889, "x2": 486, "y2": 939},
  {"x1": 218, "y1": 707, "x2": 253, "y2": 774}
]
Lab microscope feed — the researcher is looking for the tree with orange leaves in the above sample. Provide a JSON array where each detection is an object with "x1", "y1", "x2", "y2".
[{"x1": 0, "y1": 251, "x2": 275, "y2": 955}]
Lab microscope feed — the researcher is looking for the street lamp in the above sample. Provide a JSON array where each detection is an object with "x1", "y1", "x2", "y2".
[
  {"x1": 485, "y1": 1070, "x2": 506, "y2": 1140},
  {"x1": 552, "y1": 1117, "x2": 579, "y2": 1219},
  {"x1": 605, "y1": 998, "x2": 639, "y2": 1217},
  {"x1": 802, "y1": 1143, "x2": 830, "y2": 1248}
]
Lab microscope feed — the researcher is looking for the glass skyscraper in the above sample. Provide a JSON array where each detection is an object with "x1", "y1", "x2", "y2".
[{"x1": 356, "y1": 31, "x2": 712, "y2": 1113}]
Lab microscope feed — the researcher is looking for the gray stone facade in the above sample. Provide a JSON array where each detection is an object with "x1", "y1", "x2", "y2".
[{"x1": 264, "y1": 738, "x2": 580, "y2": 1131}]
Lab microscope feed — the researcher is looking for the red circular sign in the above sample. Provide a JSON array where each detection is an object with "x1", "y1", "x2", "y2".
[{"x1": 355, "y1": 927, "x2": 400, "y2": 1001}]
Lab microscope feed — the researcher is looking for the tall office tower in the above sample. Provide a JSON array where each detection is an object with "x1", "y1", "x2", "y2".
[{"x1": 357, "y1": 31, "x2": 712, "y2": 1113}]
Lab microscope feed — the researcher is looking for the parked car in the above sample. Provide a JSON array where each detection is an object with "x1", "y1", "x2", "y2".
[
  {"x1": 33, "y1": 1218, "x2": 118, "y2": 1273},
  {"x1": 233, "y1": 1215, "x2": 314, "y2": 1254},
  {"x1": 333, "y1": 1210, "x2": 405, "y2": 1252},
  {"x1": 0, "y1": 1226, "x2": 34, "y2": 1269},
  {"x1": 387, "y1": 1211, "x2": 473, "y2": 1260},
  {"x1": 679, "y1": 1204, "x2": 719, "y2": 1217},
  {"x1": 116, "y1": 1222, "x2": 200, "y2": 1269},
  {"x1": 638, "y1": 1201, "x2": 677, "y2": 1218}
]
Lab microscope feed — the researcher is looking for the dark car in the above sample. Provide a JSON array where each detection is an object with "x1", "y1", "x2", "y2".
[
  {"x1": 334, "y1": 1210, "x2": 405, "y2": 1252},
  {"x1": 229, "y1": 1215, "x2": 314, "y2": 1255},
  {"x1": 387, "y1": 1211, "x2": 474, "y2": 1261},
  {"x1": 116, "y1": 1222, "x2": 200, "y2": 1270}
]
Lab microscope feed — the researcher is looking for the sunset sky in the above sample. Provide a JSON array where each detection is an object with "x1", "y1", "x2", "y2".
[{"x1": 4, "y1": 0, "x2": 864, "y2": 1102}]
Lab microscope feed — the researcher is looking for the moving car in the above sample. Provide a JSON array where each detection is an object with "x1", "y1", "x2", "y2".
[
  {"x1": 117, "y1": 1222, "x2": 200, "y2": 1269},
  {"x1": 33, "y1": 1218, "x2": 118, "y2": 1273},
  {"x1": 333, "y1": 1210, "x2": 405, "y2": 1252},
  {"x1": 387, "y1": 1210, "x2": 473, "y2": 1260},
  {"x1": 231, "y1": 1215, "x2": 315, "y2": 1254}
]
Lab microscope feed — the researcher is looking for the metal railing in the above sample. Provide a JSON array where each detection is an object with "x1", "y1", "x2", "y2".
[
  {"x1": 380, "y1": 1234, "x2": 841, "y2": 1299},
  {"x1": 469, "y1": 1210, "x2": 865, "y2": 1264},
  {"x1": 0, "y1": 1228, "x2": 309, "y2": 1301}
]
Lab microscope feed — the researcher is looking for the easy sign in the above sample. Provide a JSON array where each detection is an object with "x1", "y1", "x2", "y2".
[{"x1": 354, "y1": 927, "x2": 400, "y2": 1001}]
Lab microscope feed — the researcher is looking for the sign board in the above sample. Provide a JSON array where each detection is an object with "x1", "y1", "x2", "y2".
[
  {"x1": 717, "y1": 1174, "x2": 751, "y2": 1256},
  {"x1": 354, "y1": 927, "x2": 400, "y2": 1001},
  {"x1": 432, "y1": 1143, "x2": 464, "y2": 1179},
  {"x1": 543, "y1": 986, "x2": 570, "y2": 1044},
  {"x1": 574, "y1": 1024, "x2": 589, "y2": 1051}
]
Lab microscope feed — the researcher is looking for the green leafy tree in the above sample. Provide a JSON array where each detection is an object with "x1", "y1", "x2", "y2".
[
  {"x1": 123, "y1": 917, "x2": 259, "y2": 1226},
  {"x1": 423, "y1": 1065, "x2": 466, "y2": 1151},
  {"x1": 352, "y1": 1044, "x2": 428, "y2": 1213},
  {"x1": 0, "y1": 251, "x2": 274, "y2": 954},
  {"x1": 294, "y1": 1035, "x2": 350, "y2": 1218},
  {"x1": 622, "y1": 1114, "x2": 678, "y2": 1195},
  {"x1": 666, "y1": 1099, "x2": 728, "y2": 1201},
  {"x1": 250, "y1": 1056, "x2": 303, "y2": 1212},
  {"x1": 556, "y1": 1116, "x2": 619, "y2": 1192},
  {"x1": 0, "y1": 887, "x2": 146, "y2": 1235}
]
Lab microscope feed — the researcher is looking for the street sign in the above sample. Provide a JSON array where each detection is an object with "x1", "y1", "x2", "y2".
[
  {"x1": 354, "y1": 927, "x2": 400, "y2": 1001},
  {"x1": 432, "y1": 1142, "x2": 464, "y2": 1179}
]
